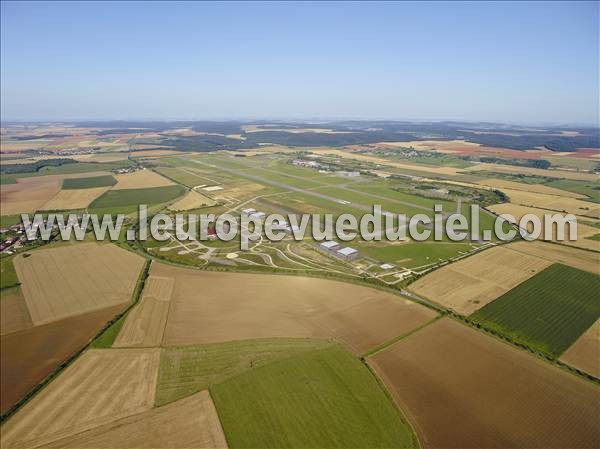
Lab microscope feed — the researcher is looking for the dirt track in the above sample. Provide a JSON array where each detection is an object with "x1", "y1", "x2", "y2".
[{"x1": 369, "y1": 318, "x2": 600, "y2": 448}]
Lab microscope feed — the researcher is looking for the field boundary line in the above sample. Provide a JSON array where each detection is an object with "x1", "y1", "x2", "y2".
[
  {"x1": 0, "y1": 256, "x2": 152, "y2": 424},
  {"x1": 362, "y1": 315, "x2": 443, "y2": 359}
]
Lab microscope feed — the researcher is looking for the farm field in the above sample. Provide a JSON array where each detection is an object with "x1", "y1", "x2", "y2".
[
  {"x1": 465, "y1": 162, "x2": 600, "y2": 181},
  {"x1": 40, "y1": 186, "x2": 111, "y2": 210},
  {"x1": 0, "y1": 304, "x2": 124, "y2": 415},
  {"x1": 488, "y1": 202, "x2": 599, "y2": 250},
  {"x1": 0, "y1": 171, "x2": 113, "y2": 214},
  {"x1": 113, "y1": 276, "x2": 174, "y2": 348},
  {"x1": 153, "y1": 262, "x2": 437, "y2": 354},
  {"x1": 499, "y1": 188, "x2": 600, "y2": 218},
  {"x1": 470, "y1": 263, "x2": 600, "y2": 356},
  {"x1": 153, "y1": 166, "x2": 219, "y2": 188},
  {"x1": 89, "y1": 184, "x2": 186, "y2": 214},
  {"x1": 0, "y1": 175, "x2": 62, "y2": 214},
  {"x1": 37, "y1": 391, "x2": 227, "y2": 449},
  {"x1": 156, "y1": 338, "x2": 335, "y2": 406},
  {"x1": 13, "y1": 243, "x2": 145, "y2": 325},
  {"x1": 504, "y1": 240, "x2": 600, "y2": 274},
  {"x1": 1, "y1": 348, "x2": 160, "y2": 449},
  {"x1": 0, "y1": 257, "x2": 19, "y2": 289},
  {"x1": 112, "y1": 169, "x2": 175, "y2": 189},
  {"x1": 0, "y1": 287, "x2": 32, "y2": 335},
  {"x1": 168, "y1": 190, "x2": 216, "y2": 211},
  {"x1": 475, "y1": 177, "x2": 583, "y2": 197},
  {"x1": 545, "y1": 179, "x2": 600, "y2": 202},
  {"x1": 212, "y1": 344, "x2": 418, "y2": 448},
  {"x1": 409, "y1": 245, "x2": 551, "y2": 315},
  {"x1": 369, "y1": 318, "x2": 600, "y2": 449},
  {"x1": 560, "y1": 320, "x2": 600, "y2": 378},
  {"x1": 62, "y1": 175, "x2": 117, "y2": 189}
]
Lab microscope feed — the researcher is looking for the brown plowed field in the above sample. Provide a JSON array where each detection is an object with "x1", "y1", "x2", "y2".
[
  {"x1": 0, "y1": 304, "x2": 124, "y2": 415},
  {"x1": 0, "y1": 287, "x2": 33, "y2": 336},
  {"x1": 560, "y1": 320, "x2": 600, "y2": 378},
  {"x1": 38, "y1": 391, "x2": 228, "y2": 449},
  {"x1": 409, "y1": 245, "x2": 551, "y2": 315},
  {"x1": 153, "y1": 263, "x2": 436, "y2": 355},
  {"x1": 14, "y1": 243, "x2": 145, "y2": 325},
  {"x1": 369, "y1": 318, "x2": 600, "y2": 448},
  {"x1": 1, "y1": 348, "x2": 160, "y2": 449}
]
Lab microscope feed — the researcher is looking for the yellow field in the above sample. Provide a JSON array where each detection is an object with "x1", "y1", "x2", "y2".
[
  {"x1": 0, "y1": 349, "x2": 160, "y2": 449},
  {"x1": 505, "y1": 240, "x2": 600, "y2": 275},
  {"x1": 466, "y1": 163, "x2": 600, "y2": 181},
  {"x1": 1, "y1": 176, "x2": 62, "y2": 215},
  {"x1": 488, "y1": 203, "x2": 599, "y2": 250},
  {"x1": 112, "y1": 169, "x2": 175, "y2": 190},
  {"x1": 560, "y1": 320, "x2": 600, "y2": 378},
  {"x1": 500, "y1": 188, "x2": 600, "y2": 218},
  {"x1": 13, "y1": 243, "x2": 145, "y2": 325},
  {"x1": 409, "y1": 245, "x2": 551, "y2": 315},
  {"x1": 1, "y1": 172, "x2": 112, "y2": 215},
  {"x1": 168, "y1": 190, "x2": 216, "y2": 211},
  {"x1": 0, "y1": 287, "x2": 32, "y2": 336},
  {"x1": 113, "y1": 276, "x2": 174, "y2": 347},
  {"x1": 476, "y1": 178, "x2": 583, "y2": 198},
  {"x1": 130, "y1": 149, "x2": 182, "y2": 157},
  {"x1": 40, "y1": 186, "x2": 110, "y2": 210},
  {"x1": 36, "y1": 391, "x2": 228, "y2": 449}
]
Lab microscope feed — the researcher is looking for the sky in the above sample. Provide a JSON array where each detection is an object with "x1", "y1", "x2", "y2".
[{"x1": 1, "y1": 1, "x2": 598, "y2": 125}]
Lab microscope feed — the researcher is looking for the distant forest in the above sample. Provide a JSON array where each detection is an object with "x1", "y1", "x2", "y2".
[{"x1": 75, "y1": 120, "x2": 599, "y2": 152}]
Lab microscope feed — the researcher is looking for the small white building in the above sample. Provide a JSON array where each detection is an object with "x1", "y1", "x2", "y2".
[
  {"x1": 319, "y1": 241, "x2": 340, "y2": 252},
  {"x1": 336, "y1": 246, "x2": 360, "y2": 260},
  {"x1": 241, "y1": 208, "x2": 256, "y2": 216},
  {"x1": 380, "y1": 263, "x2": 395, "y2": 270}
]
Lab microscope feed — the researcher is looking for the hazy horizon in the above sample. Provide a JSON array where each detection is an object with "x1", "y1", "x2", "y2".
[{"x1": 2, "y1": 1, "x2": 598, "y2": 125}]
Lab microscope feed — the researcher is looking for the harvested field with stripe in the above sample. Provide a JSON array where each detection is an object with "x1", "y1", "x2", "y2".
[
  {"x1": 0, "y1": 305, "x2": 124, "y2": 415},
  {"x1": 153, "y1": 263, "x2": 436, "y2": 354},
  {"x1": 40, "y1": 186, "x2": 110, "y2": 210},
  {"x1": 113, "y1": 170, "x2": 175, "y2": 190},
  {"x1": 369, "y1": 318, "x2": 600, "y2": 449},
  {"x1": 0, "y1": 287, "x2": 32, "y2": 336},
  {"x1": 1, "y1": 348, "x2": 160, "y2": 449},
  {"x1": 504, "y1": 240, "x2": 600, "y2": 274},
  {"x1": 37, "y1": 391, "x2": 227, "y2": 449},
  {"x1": 113, "y1": 276, "x2": 174, "y2": 347},
  {"x1": 13, "y1": 243, "x2": 145, "y2": 325},
  {"x1": 409, "y1": 245, "x2": 551, "y2": 315},
  {"x1": 560, "y1": 320, "x2": 600, "y2": 378}
]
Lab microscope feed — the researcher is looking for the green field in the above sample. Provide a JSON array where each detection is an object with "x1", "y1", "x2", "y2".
[
  {"x1": 356, "y1": 241, "x2": 477, "y2": 268},
  {"x1": 0, "y1": 257, "x2": 19, "y2": 289},
  {"x1": 156, "y1": 338, "x2": 334, "y2": 406},
  {"x1": 470, "y1": 264, "x2": 600, "y2": 356},
  {"x1": 211, "y1": 344, "x2": 418, "y2": 448},
  {"x1": 89, "y1": 185, "x2": 186, "y2": 214},
  {"x1": 154, "y1": 166, "x2": 217, "y2": 188},
  {"x1": 0, "y1": 215, "x2": 22, "y2": 228},
  {"x1": 0, "y1": 160, "x2": 133, "y2": 184},
  {"x1": 62, "y1": 175, "x2": 117, "y2": 189},
  {"x1": 545, "y1": 179, "x2": 600, "y2": 203}
]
